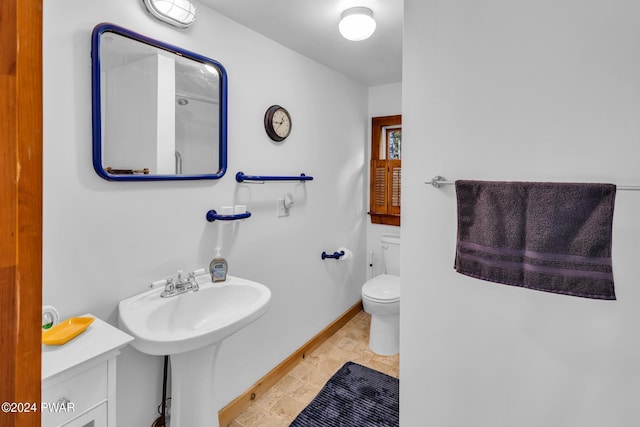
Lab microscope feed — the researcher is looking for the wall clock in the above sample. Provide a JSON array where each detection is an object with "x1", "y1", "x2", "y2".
[{"x1": 264, "y1": 105, "x2": 292, "y2": 142}]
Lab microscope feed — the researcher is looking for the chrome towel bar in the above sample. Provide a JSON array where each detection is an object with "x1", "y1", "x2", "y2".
[{"x1": 427, "y1": 175, "x2": 640, "y2": 191}]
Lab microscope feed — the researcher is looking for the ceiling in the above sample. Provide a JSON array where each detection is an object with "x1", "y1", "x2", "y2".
[{"x1": 198, "y1": 0, "x2": 403, "y2": 87}]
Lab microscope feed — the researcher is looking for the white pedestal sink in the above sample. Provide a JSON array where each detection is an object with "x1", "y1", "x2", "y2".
[{"x1": 118, "y1": 275, "x2": 271, "y2": 427}]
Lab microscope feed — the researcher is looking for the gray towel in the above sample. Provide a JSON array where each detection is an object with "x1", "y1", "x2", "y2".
[{"x1": 455, "y1": 180, "x2": 616, "y2": 300}]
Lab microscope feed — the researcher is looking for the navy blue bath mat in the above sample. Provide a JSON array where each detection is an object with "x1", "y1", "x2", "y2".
[{"x1": 289, "y1": 361, "x2": 399, "y2": 427}]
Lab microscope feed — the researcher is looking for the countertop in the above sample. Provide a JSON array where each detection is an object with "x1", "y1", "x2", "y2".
[{"x1": 42, "y1": 313, "x2": 133, "y2": 381}]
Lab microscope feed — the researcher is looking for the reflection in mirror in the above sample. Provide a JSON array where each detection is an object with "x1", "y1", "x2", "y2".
[{"x1": 91, "y1": 23, "x2": 227, "y2": 181}]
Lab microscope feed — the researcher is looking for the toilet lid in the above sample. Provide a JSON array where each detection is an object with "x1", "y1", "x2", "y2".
[{"x1": 362, "y1": 274, "x2": 400, "y2": 303}]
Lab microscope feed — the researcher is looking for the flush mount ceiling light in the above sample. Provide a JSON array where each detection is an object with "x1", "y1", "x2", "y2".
[
  {"x1": 143, "y1": 0, "x2": 196, "y2": 28},
  {"x1": 338, "y1": 7, "x2": 376, "y2": 41}
]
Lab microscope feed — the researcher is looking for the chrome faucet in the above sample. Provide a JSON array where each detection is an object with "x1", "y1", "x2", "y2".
[{"x1": 161, "y1": 270, "x2": 199, "y2": 298}]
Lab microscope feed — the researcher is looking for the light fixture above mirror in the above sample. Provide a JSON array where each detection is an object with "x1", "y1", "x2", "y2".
[
  {"x1": 143, "y1": 0, "x2": 196, "y2": 28},
  {"x1": 339, "y1": 7, "x2": 376, "y2": 41}
]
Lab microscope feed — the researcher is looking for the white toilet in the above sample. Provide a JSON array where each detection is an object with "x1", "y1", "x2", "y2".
[{"x1": 362, "y1": 234, "x2": 400, "y2": 356}]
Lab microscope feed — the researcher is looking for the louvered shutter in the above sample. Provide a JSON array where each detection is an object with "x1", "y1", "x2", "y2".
[
  {"x1": 370, "y1": 159, "x2": 401, "y2": 218},
  {"x1": 370, "y1": 159, "x2": 388, "y2": 214},
  {"x1": 388, "y1": 160, "x2": 401, "y2": 215}
]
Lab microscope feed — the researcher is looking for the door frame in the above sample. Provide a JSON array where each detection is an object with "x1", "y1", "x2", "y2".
[{"x1": 0, "y1": 1, "x2": 43, "y2": 426}]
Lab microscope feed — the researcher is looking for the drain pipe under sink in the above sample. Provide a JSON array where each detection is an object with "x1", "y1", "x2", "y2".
[{"x1": 151, "y1": 356, "x2": 170, "y2": 427}]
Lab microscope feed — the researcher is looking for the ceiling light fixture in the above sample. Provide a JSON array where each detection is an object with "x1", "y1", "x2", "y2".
[
  {"x1": 143, "y1": 0, "x2": 196, "y2": 28},
  {"x1": 338, "y1": 7, "x2": 376, "y2": 41}
]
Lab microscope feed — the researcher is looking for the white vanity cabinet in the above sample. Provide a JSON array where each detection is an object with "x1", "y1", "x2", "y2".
[{"x1": 42, "y1": 314, "x2": 133, "y2": 427}]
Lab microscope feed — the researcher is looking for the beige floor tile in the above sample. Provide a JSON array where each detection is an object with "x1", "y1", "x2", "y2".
[
  {"x1": 288, "y1": 380, "x2": 319, "y2": 406},
  {"x1": 273, "y1": 373, "x2": 301, "y2": 393},
  {"x1": 234, "y1": 404, "x2": 284, "y2": 427},
  {"x1": 269, "y1": 394, "x2": 305, "y2": 421},
  {"x1": 288, "y1": 360, "x2": 327, "y2": 387},
  {"x1": 254, "y1": 386, "x2": 286, "y2": 411}
]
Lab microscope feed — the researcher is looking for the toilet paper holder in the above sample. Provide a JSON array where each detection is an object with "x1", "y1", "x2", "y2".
[
  {"x1": 321, "y1": 246, "x2": 353, "y2": 261},
  {"x1": 321, "y1": 250, "x2": 345, "y2": 260}
]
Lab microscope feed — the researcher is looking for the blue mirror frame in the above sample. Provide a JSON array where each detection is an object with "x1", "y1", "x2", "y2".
[{"x1": 91, "y1": 23, "x2": 228, "y2": 181}]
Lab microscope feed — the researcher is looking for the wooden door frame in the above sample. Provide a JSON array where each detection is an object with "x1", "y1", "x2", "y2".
[{"x1": 0, "y1": 0, "x2": 43, "y2": 426}]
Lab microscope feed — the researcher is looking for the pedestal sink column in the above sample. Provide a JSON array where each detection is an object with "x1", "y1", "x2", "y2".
[{"x1": 169, "y1": 342, "x2": 221, "y2": 427}]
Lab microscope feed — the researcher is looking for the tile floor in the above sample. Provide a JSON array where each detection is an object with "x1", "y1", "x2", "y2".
[{"x1": 228, "y1": 310, "x2": 400, "y2": 427}]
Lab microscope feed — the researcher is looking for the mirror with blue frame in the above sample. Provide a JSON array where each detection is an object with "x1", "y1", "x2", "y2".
[{"x1": 91, "y1": 23, "x2": 227, "y2": 181}]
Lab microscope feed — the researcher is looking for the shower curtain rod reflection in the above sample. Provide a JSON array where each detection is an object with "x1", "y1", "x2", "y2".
[{"x1": 427, "y1": 175, "x2": 640, "y2": 191}]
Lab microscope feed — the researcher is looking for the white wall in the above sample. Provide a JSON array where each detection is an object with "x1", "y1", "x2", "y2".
[
  {"x1": 402, "y1": 1, "x2": 640, "y2": 426},
  {"x1": 367, "y1": 82, "x2": 402, "y2": 278},
  {"x1": 43, "y1": 1, "x2": 367, "y2": 425}
]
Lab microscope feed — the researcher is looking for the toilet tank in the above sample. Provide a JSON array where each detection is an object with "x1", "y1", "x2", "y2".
[{"x1": 381, "y1": 234, "x2": 400, "y2": 276}]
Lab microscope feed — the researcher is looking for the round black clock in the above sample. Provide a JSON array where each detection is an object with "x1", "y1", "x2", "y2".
[{"x1": 264, "y1": 105, "x2": 292, "y2": 142}]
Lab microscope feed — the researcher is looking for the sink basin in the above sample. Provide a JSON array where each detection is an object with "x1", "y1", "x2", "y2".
[
  {"x1": 118, "y1": 274, "x2": 271, "y2": 427},
  {"x1": 119, "y1": 275, "x2": 271, "y2": 355}
]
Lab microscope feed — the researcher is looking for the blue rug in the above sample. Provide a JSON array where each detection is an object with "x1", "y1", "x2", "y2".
[{"x1": 289, "y1": 361, "x2": 399, "y2": 427}]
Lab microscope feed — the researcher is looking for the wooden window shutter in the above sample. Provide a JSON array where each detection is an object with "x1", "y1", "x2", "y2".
[
  {"x1": 369, "y1": 159, "x2": 401, "y2": 225},
  {"x1": 388, "y1": 160, "x2": 401, "y2": 215},
  {"x1": 370, "y1": 159, "x2": 388, "y2": 214}
]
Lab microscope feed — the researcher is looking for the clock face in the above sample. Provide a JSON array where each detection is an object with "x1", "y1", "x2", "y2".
[
  {"x1": 264, "y1": 105, "x2": 291, "y2": 141},
  {"x1": 272, "y1": 109, "x2": 291, "y2": 138}
]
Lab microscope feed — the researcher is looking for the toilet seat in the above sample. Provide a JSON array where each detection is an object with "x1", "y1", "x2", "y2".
[{"x1": 362, "y1": 274, "x2": 400, "y2": 303}]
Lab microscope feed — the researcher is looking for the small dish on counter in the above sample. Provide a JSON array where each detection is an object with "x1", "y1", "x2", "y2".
[{"x1": 42, "y1": 317, "x2": 95, "y2": 345}]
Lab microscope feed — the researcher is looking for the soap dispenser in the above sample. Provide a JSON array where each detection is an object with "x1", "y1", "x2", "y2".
[{"x1": 209, "y1": 248, "x2": 228, "y2": 282}]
